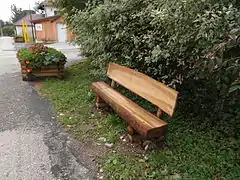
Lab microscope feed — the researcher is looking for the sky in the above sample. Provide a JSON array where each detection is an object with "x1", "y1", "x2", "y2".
[{"x1": 0, "y1": 0, "x2": 37, "y2": 21}]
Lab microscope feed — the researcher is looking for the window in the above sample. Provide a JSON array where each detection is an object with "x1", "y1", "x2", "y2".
[{"x1": 54, "y1": 11, "x2": 59, "y2": 15}]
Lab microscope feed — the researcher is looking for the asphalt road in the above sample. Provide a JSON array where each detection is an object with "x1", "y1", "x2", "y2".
[{"x1": 0, "y1": 37, "x2": 90, "y2": 180}]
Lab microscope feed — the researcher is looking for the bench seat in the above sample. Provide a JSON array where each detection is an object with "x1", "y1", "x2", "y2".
[{"x1": 92, "y1": 81, "x2": 168, "y2": 139}]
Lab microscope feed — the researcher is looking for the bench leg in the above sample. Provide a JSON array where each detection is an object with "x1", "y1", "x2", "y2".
[
  {"x1": 127, "y1": 126, "x2": 135, "y2": 135},
  {"x1": 95, "y1": 95, "x2": 107, "y2": 109},
  {"x1": 141, "y1": 136, "x2": 165, "y2": 150},
  {"x1": 127, "y1": 126, "x2": 144, "y2": 144},
  {"x1": 127, "y1": 134, "x2": 144, "y2": 144},
  {"x1": 127, "y1": 126, "x2": 165, "y2": 149},
  {"x1": 154, "y1": 136, "x2": 165, "y2": 148}
]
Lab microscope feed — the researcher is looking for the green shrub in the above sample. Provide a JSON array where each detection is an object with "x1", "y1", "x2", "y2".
[
  {"x1": 17, "y1": 43, "x2": 67, "y2": 68},
  {"x1": 14, "y1": 35, "x2": 25, "y2": 42},
  {"x1": 59, "y1": 0, "x2": 240, "y2": 132},
  {"x1": 2, "y1": 26, "x2": 15, "y2": 36},
  {"x1": 14, "y1": 35, "x2": 24, "y2": 39}
]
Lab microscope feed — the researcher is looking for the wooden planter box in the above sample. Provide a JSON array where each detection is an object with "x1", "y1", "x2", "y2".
[
  {"x1": 21, "y1": 63, "x2": 65, "y2": 81},
  {"x1": 14, "y1": 37, "x2": 24, "y2": 43}
]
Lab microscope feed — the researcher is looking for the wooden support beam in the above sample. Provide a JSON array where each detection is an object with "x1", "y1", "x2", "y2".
[
  {"x1": 127, "y1": 126, "x2": 135, "y2": 135},
  {"x1": 156, "y1": 108, "x2": 163, "y2": 118},
  {"x1": 96, "y1": 95, "x2": 101, "y2": 109},
  {"x1": 95, "y1": 95, "x2": 107, "y2": 109},
  {"x1": 127, "y1": 134, "x2": 143, "y2": 143},
  {"x1": 111, "y1": 80, "x2": 116, "y2": 88}
]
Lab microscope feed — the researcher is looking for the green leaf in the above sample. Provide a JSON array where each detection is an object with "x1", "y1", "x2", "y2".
[
  {"x1": 45, "y1": 56, "x2": 51, "y2": 61},
  {"x1": 229, "y1": 84, "x2": 240, "y2": 93},
  {"x1": 53, "y1": 58, "x2": 59, "y2": 62}
]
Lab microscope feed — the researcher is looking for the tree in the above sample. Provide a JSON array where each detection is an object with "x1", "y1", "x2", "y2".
[
  {"x1": 0, "y1": 19, "x2": 4, "y2": 27},
  {"x1": 34, "y1": 1, "x2": 46, "y2": 14},
  {"x1": 0, "y1": 20, "x2": 14, "y2": 36},
  {"x1": 2, "y1": 26, "x2": 15, "y2": 36},
  {"x1": 10, "y1": 4, "x2": 36, "y2": 23},
  {"x1": 10, "y1": 4, "x2": 23, "y2": 23},
  {"x1": 55, "y1": 0, "x2": 88, "y2": 16}
]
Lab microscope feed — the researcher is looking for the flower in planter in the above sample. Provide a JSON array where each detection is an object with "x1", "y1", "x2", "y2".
[
  {"x1": 29, "y1": 43, "x2": 48, "y2": 54},
  {"x1": 17, "y1": 43, "x2": 67, "y2": 68}
]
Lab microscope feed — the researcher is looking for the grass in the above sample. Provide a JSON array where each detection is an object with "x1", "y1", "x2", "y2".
[
  {"x1": 39, "y1": 60, "x2": 240, "y2": 180},
  {"x1": 38, "y1": 60, "x2": 125, "y2": 143}
]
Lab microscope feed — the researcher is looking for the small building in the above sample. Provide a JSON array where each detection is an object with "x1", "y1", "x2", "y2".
[
  {"x1": 32, "y1": 0, "x2": 75, "y2": 42},
  {"x1": 37, "y1": 0, "x2": 59, "y2": 17},
  {"x1": 31, "y1": 15, "x2": 75, "y2": 42},
  {"x1": 14, "y1": 14, "x2": 43, "y2": 38}
]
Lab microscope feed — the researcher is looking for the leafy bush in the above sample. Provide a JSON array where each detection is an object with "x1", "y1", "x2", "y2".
[
  {"x1": 17, "y1": 43, "x2": 66, "y2": 68},
  {"x1": 14, "y1": 35, "x2": 24, "y2": 39},
  {"x1": 54, "y1": 0, "x2": 87, "y2": 16},
  {"x1": 59, "y1": 0, "x2": 240, "y2": 132},
  {"x1": 2, "y1": 26, "x2": 15, "y2": 36},
  {"x1": 67, "y1": 0, "x2": 239, "y2": 82}
]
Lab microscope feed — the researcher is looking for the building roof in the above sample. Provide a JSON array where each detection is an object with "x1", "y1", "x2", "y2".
[
  {"x1": 14, "y1": 14, "x2": 43, "y2": 26},
  {"x1": 31, "y1": 15, "x2": 61, "y2": 24}
]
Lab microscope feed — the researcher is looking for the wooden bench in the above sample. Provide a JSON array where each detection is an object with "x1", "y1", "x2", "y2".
[{"x1": 92, "y1": 63, "x2": 179, "y2": 143}]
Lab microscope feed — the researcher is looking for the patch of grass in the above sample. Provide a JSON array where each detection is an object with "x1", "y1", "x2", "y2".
[
  {"x1": 105, "y1": 115, "x2": 126, "y2": 143},
  {"x1": 39, "y1": 60, "x2": 125, "y2": 143},
  {"x1": 39, "y1": 59, "x2": 240, "y2": 180},
  {"x1": 60, "y1": 116, "x2": 79, "y2": 125},
  {"x1": 103, "y1": 118, "x2": 240, "y2": 180},
  {"x1": 103, "y1": 153, "x2": 147, "y2": 179}
]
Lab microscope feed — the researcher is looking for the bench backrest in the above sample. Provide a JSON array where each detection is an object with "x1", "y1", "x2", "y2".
[{"x1": 107, "y1": 63, "x2": 179, "y2": 116}]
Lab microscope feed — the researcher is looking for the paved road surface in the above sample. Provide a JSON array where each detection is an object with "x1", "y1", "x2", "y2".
[{"x1": 0, "y1": 37, "x2": 90, "y2": 180}]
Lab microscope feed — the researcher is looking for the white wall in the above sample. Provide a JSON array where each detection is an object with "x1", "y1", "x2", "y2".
[
  {"x1": 16, "y1": 26, "x2": 23, "y2": 35},
  {"x1": 45, "y1": 7, "x2": 58, "y2": 17},
  {"x1": 15, "y1": 26, "x2": 34, "y2": 38}
]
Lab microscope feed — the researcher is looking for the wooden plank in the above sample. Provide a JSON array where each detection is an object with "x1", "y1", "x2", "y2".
[
  {"x1": 22, "y1": 68, "x2": 64, "y2": 74},
  {"x1": 39, "y1": 69, "x2": 63, "y2": 73},
  {"x1": 107, "y1": 63, "x2": 179, "y2": 116},
  {"x1": 127, "y1": 126, "x2": 135, "y2": 135},
  {"x1": 156, "y1": 108, "x2": 163, "y2": 118},
  {"x1": 92, "y1": 82, "x2": 168, "y2": 138},
  {"x1": 41, "y1": 65, "x2": 58, "y2": 69},
  {"x1": 111, "y1": 80, "x2": 116, "y2": 88},
  {"x1": 40, "y1": 65, "x2": 64, "y2": 69},
  {"x1": 32, "y1": 72, "x2": 64, "y2": 77},
  {"x1": 22, "y1": 69, "x2": 64, "y2": 72},
  {"x1": 22, "y1": 71, "x2": 64, "y2": 76},
  {"x1": 20, "y1": 65, "x2": 64, "y2": 70}
]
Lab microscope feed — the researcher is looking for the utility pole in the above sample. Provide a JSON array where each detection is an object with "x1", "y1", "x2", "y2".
[{"x1": 29, "y1": 4, "x2": 35, "y2": 42}]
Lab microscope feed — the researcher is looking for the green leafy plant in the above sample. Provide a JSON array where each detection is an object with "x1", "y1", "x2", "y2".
[
  {"x1": 14, "y1": 35, "x2": 24, "y2": 39},
  {"x1": 14, "y1": 35, "x2": 25, "y2": 42},
  {"x1": 17, "y1": 43, "x2": 67, "y2": 68},
  {"x1": 230, "y1": 82, "x2": 240, "y2": 93},
  {"x1": 58, "y1": 0, "x2": 240, "y2": 128},
  {"x1": 2, "y1": 26, "x2": 15, "y2": 36},
  {"x1": 44, "y1": 47, "x2": 67, "y2": 66}
]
